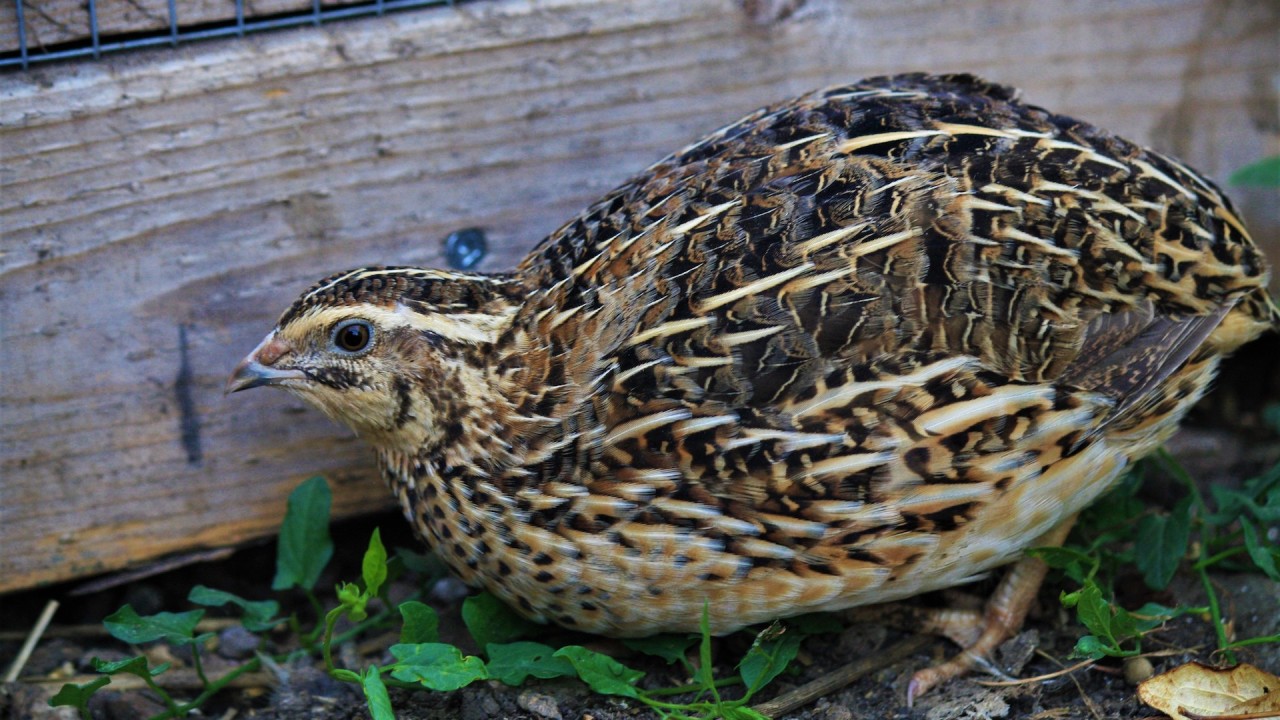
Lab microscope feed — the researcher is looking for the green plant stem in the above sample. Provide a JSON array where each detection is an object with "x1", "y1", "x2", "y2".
[
  {"x1": 322, "y1": 606, "x2": 344, "y2": 675},
  {"x1": 188, "y1": 643, "x2": 210, "y2": 687},
  {"x1": 1193, "y1": 545, "x2": 1248, "y2": 570},
  {"x1": 1197, "y1": 557, "x2": 1234, "y2": 662},
  {"x1": 1224, "y1": 633, "x2": 1280, "y2": 650},
  {"x1": 146, "y1": 656, "x2": 265, "y2": 720},
  {"x1": 138, "y1": 672, "x2": 179, "y2": 713},
  {"x1": 331, "y1": 596, "x2": 412, "y2": 647},
  {"x1": 303, "y1": 590, "x2": 327, "y2": 645}
]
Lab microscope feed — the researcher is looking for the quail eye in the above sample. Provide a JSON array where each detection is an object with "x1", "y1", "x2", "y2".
[{"x1": 331, "y1": 319, "x2": 374, "y2": 354}]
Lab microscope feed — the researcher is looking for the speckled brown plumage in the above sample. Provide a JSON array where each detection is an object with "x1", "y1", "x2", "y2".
[{"x1": 230, "y1": 73, "x2": 1275, "y2": 691}]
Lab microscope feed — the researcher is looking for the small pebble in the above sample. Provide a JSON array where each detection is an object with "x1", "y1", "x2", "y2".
[
  {"x1": 518, "y1": 690, "x2": 564, "y2": 720},
  {"x1": 217, "y1": 625, "x2": 260, "y2": 660},
  {"x1": 431, "y1": 576, "x2": 471, "y2": 603},
  {"x1": 1123, "y1": 656, "x2": 1154, "y2": 684}
]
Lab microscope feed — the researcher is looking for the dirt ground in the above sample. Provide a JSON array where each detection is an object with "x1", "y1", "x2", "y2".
[{"x1": 4, "y1": 340, "x2": 1278, "y2": 720}]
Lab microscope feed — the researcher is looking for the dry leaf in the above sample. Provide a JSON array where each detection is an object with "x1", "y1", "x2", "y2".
[
  {"x1": 1225, "y1": 689, "x2": 1280, "y2": 717},
  {"x1": 1138, "y1": 662, "x2": 1280, "y2": 720}
]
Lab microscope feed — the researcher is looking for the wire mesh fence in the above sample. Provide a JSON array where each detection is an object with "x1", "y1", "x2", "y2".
[{"x1": 2, "y1": 0, "x2": 460, "y2": 69}]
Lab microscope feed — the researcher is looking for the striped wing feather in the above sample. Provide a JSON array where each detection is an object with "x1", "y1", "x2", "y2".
[{"x1": 456, "y1": 74, "x2": 1273, "y2": 633}]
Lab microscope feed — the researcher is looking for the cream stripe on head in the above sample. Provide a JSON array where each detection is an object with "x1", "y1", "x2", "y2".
[{"x1": 297, "y1": 302, "x2": 517, "y2": 345}]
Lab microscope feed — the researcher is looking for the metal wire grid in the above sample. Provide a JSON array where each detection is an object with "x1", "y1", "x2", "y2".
[{"x1": 3, "y1": 0, "x2": 460, "y2": 69}]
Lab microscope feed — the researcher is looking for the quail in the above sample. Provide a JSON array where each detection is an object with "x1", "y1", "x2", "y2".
[{"x1": 229, "y1": 73, "x2": 1276, "y2": 699}]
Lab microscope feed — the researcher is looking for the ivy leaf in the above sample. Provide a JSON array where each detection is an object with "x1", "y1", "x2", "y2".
[
  {"x1": 1241, "y1": 518, "x2": 1280, "y2": 581},
  {"x1": 738, "y1": 622, "x2": 803, "y2": 698},
  {"x1": 103, "y1": 605, "x2": 202, "y2": 645},
  {"x1": 1262, "y1": 404, "x2": 1280, "y2": 435},
  {"x1": 273, "y1": 476, "x2": 334, "y2": 592},
  {"x1": 49, "y1": 676, "x2": 111, "y2": 712},
  {"x1": 462, "y1": 592, "x2": 538, "y2": 649},
  {"x1": 389, "y1": 643, "x2": 488, "y2": 691},
  {"x1": 1071, "y1": 634, "x2": 1111, "y2": 660},
  {"x1": 1229, "y1": 156, "x2": 1280, "y2": 187},
  {"x1": 695, "y1": 603, "x2": 716, "y2": 692},
  {"x1": 90, "y1": 656, "x2": 171, "y2": 678},
  {"x1": 361, "y1": 666, "x2": 395, "y2": 720},
  {"x1": 188, "y1": 585, "x2": 281, "y2": 632},
  {"x1": 1135, "y1": 497, "x2": 1192, "y2": 590},
  {"x1": 398, "y1": 601, "x2": 440, "y2": 644},
  {"x1": 337, "y1": 581, "x2": 369, "y2": 623},
  {"x1": 553, "y1": 646, "x2": 644, "y2": 698},
  {"x1": 1130, "y1": 603, "x2": 1182, "y2": 633},
  {"x1": 362, "y1": 528, "x2": 388, "y2": 598},
  {"x1": 785, "y1": 613, "x2": 844, "y2": 635},
  {"x1": 1030, "y1": 546, "x2": 1095, "y2": 583},
  {"x1": 486, "y1": 642, "x2": 577, "y2": 685},
  {"x1": 1072, "y1": 582, "x2": 1116, "y2": 648},
  {"x1": 622, "y1": 634, "x2": 698, "y2": 665}
]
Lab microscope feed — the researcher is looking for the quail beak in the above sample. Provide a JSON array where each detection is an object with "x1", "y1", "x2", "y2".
[{"x1": 226, "y1": 332, "x2": 305, "y2": 394}]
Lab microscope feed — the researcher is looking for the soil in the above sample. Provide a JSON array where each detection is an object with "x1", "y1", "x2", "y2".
[{"x1": 3, "y1": 340, "x2": 1279, "y2": 720}]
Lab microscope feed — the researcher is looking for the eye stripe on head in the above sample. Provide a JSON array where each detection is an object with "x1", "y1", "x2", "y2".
[{"x1": 286, "y1": 303, "x2": 517, "y2": 347}]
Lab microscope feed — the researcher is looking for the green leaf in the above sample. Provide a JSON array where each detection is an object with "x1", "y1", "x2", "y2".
[
  {"x1": 361, "y1": 666, "x2": 395, "y2": 720},
  {"x1": 363, "y1": 528, "x2": 388, "y2": 598},
  {"x1": 395, "y1": 547, "x2": 448, "y2": 578},
  {"x1": 398, "y1": 601, "x2": 440, "y2": 644},
  {"x1": 622, "y1": 634, "x2": 698, "y2": 664},
  {"x1": 389, "y1": 643, "x2": 488, "y2": 691},
  {"x1": 273, "y1": 476, "x2": 334, "y2": 592},
  {"x1": 462, "y1": 592, "x2": 539, "y2": 649},
  {"x1": 1229, "y1": 156, "x2": 1280, "y2": 187},
  {"x1": 1072, "y1": 583, "x2": 1115, "y2": 645},
  {"x1": 103, "y1": 605, "x2": 203, "y2": 645},
  {"x1": 90, "y1": 656, "x2": 170, "y2": 677},
  {"x1": 1135, "y1": 497, "x2": 1192, "y2": 590},
  {"x1": 1109, "y1": 605, "x2": 1139, "y2": 645},
  {"x1": 695, "y1": 603, "x2": 715, "y2": 692},
  {"x1": 188, "y1": 585, "x2": 281, "y2": 632},
  {"x1": 1030, "y1": 546, "x2": 1095, "y2": 583},
  {"x1": 49, "y1": 676, "x2": 111, "y2": 713},
  {"x1": 1130, "y1": 603, "x2": 1182, "y2": 633},
  {"x1": 785, "y1": 613, "x2": 844, "y2": 635},
  {"x1": 1241, "y1": 518, "x2": 1280, "y2": 581},
  {"x1": 337, "y1": 582, "x2": 369, "y2": 623},
  {"x1": 1262, "y1": 404, "x2": 1280, "y2": 435},
  {"x1": 1070, "y1": 634, "x2": 1111, "y2": 660},
  {"x1": 486, "y1": 642, "x2": 577, "y2": 685},
  {"x1": 553, "y1": 646, "x2": 644, "y2": 698},
  {"x1": 738, "y1": 622, "x2": 803, "y2": 698}
]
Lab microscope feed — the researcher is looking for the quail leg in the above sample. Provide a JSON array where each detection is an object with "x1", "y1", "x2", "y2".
[{"x1": 906, "y1": 515, "x2": 1078, "y2": 705}]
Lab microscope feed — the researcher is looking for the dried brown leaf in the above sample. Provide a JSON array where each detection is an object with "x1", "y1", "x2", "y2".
[{"x1": 1137, "y1": 662, "x2": 1280, "y2": 720}]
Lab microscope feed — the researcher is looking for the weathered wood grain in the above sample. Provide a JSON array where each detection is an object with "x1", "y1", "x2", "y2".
[{"x1": 2, "y1": 0, "x2": 1277, "y2": 594}]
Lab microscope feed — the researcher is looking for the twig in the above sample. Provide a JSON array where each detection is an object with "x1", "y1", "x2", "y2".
[
  {"x1": 4, "y1": 600, "x2": 59, "y2": 682},
  {"x1": 751, "y1": 635, "x2": 932, "y2": 717},
  {"x1": 24, "y1": 669, "x2": 275, "y2": 691},
  {"x1": 972, "y1": 657, "x2": 1097, "y2": 687},
  {"x1": 0, "y1": 617, "x2": 241, "y2": 642}
]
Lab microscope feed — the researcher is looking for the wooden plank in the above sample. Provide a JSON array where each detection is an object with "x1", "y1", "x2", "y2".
[{"x1": 2, "y1": 0, "x2": 1277, "y2": 594}]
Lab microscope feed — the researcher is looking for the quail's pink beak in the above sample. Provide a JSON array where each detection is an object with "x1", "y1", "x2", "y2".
[{"x1": 226, "y1": 332, "x2": 305, "y2": 394}]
